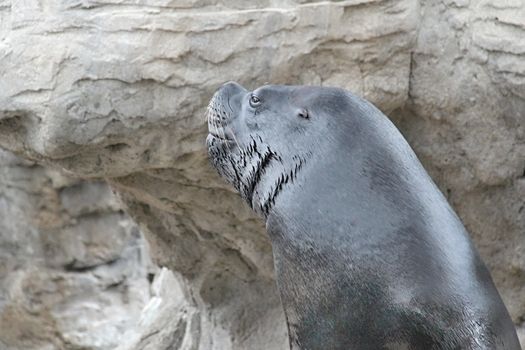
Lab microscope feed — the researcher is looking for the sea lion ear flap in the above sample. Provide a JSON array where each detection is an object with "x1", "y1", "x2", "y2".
[{"x1": 297, "y1": 108, "x2": 309, "y2": 119}]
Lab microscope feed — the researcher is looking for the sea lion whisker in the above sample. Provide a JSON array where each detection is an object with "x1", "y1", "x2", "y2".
[{"x1": 228, "y1": 127, "x2": 241, "y2": 150}]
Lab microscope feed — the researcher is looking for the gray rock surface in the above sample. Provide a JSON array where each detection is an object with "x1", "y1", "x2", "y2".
[
  {"x1": 0, "y1": 0, "x2": 523, "y2": 349},
  {"x1": 0, "y1": 149, "x2": 153, "y2": 350}
]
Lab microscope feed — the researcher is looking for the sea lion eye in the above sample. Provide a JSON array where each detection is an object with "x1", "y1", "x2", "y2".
[{"x1": 249, "y1": 95, "x2": 261, "y2": 107}]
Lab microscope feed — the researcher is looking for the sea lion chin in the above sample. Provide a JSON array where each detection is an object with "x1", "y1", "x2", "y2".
[{"x1": 206, "y1": 82, "x2": 521, "y2": 350}]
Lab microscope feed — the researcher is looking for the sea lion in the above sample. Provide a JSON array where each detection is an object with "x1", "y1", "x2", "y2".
[{"x1": 206, "y1": 82, "x2": 521, "y2": 350}]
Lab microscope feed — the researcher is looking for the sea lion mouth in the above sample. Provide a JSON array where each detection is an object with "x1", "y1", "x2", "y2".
[{"x1": 206, "y1": 90, "x2": 237, "y2": 144}]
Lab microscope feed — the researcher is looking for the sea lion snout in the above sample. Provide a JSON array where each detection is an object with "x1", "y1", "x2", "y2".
[
  {"x1": 206, "y1": 81, "x2": 246, "y2": 136},
  {"x1": 217, "y1": 81, "x2": 246, "y2": 117}
]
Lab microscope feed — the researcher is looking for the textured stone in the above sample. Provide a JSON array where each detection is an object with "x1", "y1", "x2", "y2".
[
  {"x1": 0, "y1": 149, "x2": 152, "y2": 350},
  {"x1": 0, "y1": 0, "x2": 417, "y2": 178},
  {"x1": 0, "y1": 0, "x2": 523, "y2": 349}
]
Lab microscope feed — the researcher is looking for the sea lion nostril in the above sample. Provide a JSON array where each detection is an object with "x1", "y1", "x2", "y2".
[{"x1": 221, "y1": 81, "x2": 246, "y2": 92}]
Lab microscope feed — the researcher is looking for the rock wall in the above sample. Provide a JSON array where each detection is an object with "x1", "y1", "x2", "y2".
[
  {"x1": 0, "y1": 0, "x2": 523, "y2": 349},
  {"x1": 0, "y1": 149, "x2": 152, "y2": 350}
]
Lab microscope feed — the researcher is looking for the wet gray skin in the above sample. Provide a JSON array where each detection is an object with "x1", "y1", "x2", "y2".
[{"x1": 206, "y1": 82, "x2": 521, "y2": 350}]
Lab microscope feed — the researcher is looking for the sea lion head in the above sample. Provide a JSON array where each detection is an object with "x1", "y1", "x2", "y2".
[{"x1": 206, "y1": 82, "x2": 354, "y2": 217}]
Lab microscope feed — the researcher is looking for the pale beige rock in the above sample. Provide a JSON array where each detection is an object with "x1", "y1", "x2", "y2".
[
  {"x1": 0, "y1": 0, "x2": 523, "y2": 349},
  {"x1": 0, "y1": 149, "x2": 152, "y2": 350},
  {"x1": 0, "y1": 0, "x2": 417, "y2": 177}
]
